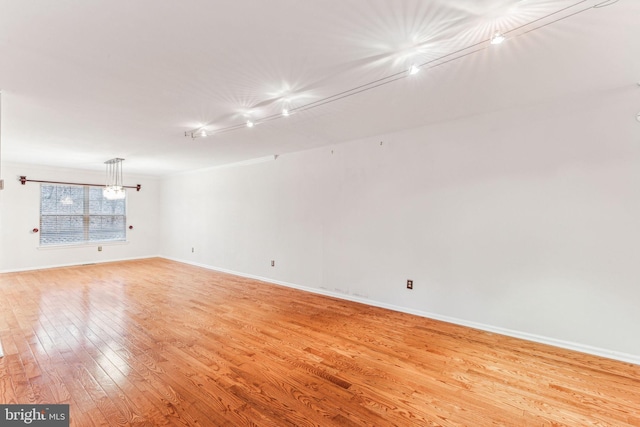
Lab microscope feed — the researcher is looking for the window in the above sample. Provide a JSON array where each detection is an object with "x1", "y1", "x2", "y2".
[{"x1": 40, "y1": 184, "x2": 126, "y2": 246}]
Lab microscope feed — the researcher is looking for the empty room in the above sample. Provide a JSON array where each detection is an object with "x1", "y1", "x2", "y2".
[{"x1": 1, "y1": 0, "x2": 639, "y2": 425}]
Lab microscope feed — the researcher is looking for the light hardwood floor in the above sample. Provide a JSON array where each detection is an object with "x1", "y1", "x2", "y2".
[{"x1": 1, "y1": 258, "x2": 639, "y2": 426}]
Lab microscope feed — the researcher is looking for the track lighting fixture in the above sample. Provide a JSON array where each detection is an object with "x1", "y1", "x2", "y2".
[{"x1": 185, "y1": 1, "x2": 619, "y2": 140}]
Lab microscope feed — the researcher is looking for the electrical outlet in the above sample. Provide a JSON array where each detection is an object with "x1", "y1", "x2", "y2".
[
  {"x1": 98, "y1": 246, "x2": 103, "y2": 252},
  {"x1": 407, "y1": 279, "x2": 413, "y2": 289},
  {"x1": 271, "y1": 260, "x2": 275, "y2": 267}
]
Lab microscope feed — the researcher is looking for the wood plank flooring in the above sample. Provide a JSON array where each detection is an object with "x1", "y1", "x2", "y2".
[{"x1": 1, "y1": 258, "x2": 639, "y2": 426}]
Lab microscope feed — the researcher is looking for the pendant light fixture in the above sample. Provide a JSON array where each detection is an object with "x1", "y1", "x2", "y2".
[{"x1": 104, "y1": 158, "x2": 126, "y2": 200}]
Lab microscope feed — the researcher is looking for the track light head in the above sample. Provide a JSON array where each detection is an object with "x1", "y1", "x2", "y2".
[{"x1": 491, "y1": 32, "x2": 506, "y2": 45}]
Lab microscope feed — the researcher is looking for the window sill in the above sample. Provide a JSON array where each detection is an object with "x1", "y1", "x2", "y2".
[{"x1": 37, "y1": 241, "x2": 130, "y2": 250}]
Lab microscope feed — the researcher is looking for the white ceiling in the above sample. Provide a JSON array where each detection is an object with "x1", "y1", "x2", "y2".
[{"x1": 0, "y1": 0, "x2": 637, "y2": 176}]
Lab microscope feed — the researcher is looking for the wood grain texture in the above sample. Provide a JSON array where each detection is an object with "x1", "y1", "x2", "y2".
[{"x1": 1, "y1": 258, "x2": 639, "y2": 426}]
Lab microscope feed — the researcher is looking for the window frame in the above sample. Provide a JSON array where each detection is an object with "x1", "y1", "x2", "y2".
[{"x1": 39, "y1": 183, "x2": 128, "y2": 248}]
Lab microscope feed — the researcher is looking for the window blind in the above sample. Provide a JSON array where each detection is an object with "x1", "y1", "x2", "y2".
[{"x1": 40, "y1": 184, "x2": 126, "y2": 246}]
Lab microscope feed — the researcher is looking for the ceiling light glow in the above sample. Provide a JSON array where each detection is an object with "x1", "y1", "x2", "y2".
[
  {"x1": 282, "y1": 109, "x2": 290, "y2": 117},
  {"x1": 200, "y1": 129, "x2": 207, "y2": 137},
  {"x1": 409, "y1": 64, "x2": 420, "y2": 75},
  {"x1": 491, "y1": 33, "x2": 506, "y2": 45},
  {"x1": 246, "y1": 120, "x2": 254, "y2": 128}
]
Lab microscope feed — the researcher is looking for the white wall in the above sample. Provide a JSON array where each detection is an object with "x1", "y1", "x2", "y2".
[
  {"x1": 0, "y1": 163, "x2": 161, "y2": 272},
  {"x1": 160, "y1": 85, "x2": 640, "y2": 363}
]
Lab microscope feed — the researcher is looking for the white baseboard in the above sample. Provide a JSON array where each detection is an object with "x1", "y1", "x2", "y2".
[
  {"x1": 162, "y1": 256, "x2": 640, "y2": 367},
  {"x1": 0, "y1": 255, "x2": 161, "y2": 274}
]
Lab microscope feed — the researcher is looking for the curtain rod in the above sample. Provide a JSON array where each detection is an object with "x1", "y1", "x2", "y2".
[{"x1": 19, "y1": 176, "x2": 141, "y2": 191}]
